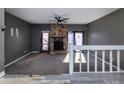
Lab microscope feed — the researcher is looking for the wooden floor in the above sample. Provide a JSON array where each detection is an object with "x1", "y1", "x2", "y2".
[{"x1": 5, "y1": 53, "x2": 116, "y2": 75}]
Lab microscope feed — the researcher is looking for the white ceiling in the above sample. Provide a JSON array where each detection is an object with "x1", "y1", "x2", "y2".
[{"x1": 5, "y1": 8, "x2": 119, "y2": 24}]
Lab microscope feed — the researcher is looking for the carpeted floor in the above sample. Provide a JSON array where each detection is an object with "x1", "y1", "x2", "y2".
[
  {"x1": 5, "y1": 53, "x2": 69, "y2": 75},
  {"x1": 5, "y1": 53, "x2": 115, "y2": 75},
  {"x1": 1, "y1": 73, "x2": 124, "y2": 84}
]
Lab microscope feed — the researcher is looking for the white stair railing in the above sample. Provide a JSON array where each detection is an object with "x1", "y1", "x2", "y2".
[
  {"x1": 102, "y1": 50, "x2": 105, "y2": 72},
  {"x1": 87, "y1": 50, "x2": 90, "y2": 72},
  {"x1": 69, "y1": 45, "x2": 124, "y2": 74}
]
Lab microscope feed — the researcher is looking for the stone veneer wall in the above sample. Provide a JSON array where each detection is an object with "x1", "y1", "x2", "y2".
[{"x1": 50, "y1": 24, "x2": 68, "y2": 54}]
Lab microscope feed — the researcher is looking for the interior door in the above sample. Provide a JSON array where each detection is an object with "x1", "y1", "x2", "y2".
[
  {"x1": 41, "y1": 31, "x2": 50, "y2": 52},
  {"x1": 0, "y1": 9, "x2": 4, "y2": 73}
]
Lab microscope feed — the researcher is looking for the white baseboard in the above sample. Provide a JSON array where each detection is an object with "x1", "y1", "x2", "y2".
[
  {"x1": 5, "y1": 52, "x2": 32, "y2": 68},
  {"x1": 4, "y1": 51, "x2": 40, "y2": 68},
  {"x1": 0, "y1": 71, "x2": 5, "y2": 78},
  {"x1": 31, "y1": 51, "x2": 40, "y2": 53}
]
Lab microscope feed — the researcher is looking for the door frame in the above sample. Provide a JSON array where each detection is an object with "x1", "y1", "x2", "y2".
[
  {"x1": 40, "y1": 31, "x2": 50, "y2": 53},
  {"x1": 67, "y1": 31, "x2": 85, "y2": 51}
]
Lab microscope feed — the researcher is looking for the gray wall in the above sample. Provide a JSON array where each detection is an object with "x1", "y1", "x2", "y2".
[
  {"x1": 31, "y1": 24, "x2": 88, "y2": 51},
  {"x1": 5, "y1": 12, "x2": 31, "y2": 65},
  {"x1": 68, "y1": 24, "x2": 87, "y2": 31},
  {"x1": 88, "y1": 9, "x2": 124, "y2": 45},
  {"x1": 0, "y1": 9, "x2": 4, "y2": 73},
  {"x1": 88, "y1": 9, "x2": 124, "y2": 69},
  {"x1": 31, "y1": 24, "x2": 51, "y2": 51}
]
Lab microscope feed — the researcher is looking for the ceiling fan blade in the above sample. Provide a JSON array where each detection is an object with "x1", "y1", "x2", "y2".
[
  {"x1": 61, "y1": 18, "x2": 69, "y2": 22},
  {"x1": 63, "y1": 20, "x2": 68, "y2": 23},
  {"x1": 52, "y1": 12, "x2": 60, "y2": 17},
  {"x1": 54, "y1": 17, "x2": 59, "y2": 20},
  {"x1": 63, "y1": 18, "x2": 69, "y2": 20}
]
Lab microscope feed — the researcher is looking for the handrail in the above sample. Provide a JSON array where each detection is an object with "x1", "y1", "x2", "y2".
[
  {"x1": 72, "y1": 45, "x2": 124, "y2": 50},
  {"x1": 69, "y1": 45, "x2": 124, "y2": 74}
]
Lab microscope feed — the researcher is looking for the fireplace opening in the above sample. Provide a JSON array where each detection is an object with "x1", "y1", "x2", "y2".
[{"x1": 54, "y1": 40, "x2": 64, "y2": 50}]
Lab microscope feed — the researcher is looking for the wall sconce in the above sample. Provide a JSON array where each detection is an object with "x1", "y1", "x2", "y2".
[{"x1": 16, "y1": 28, "x2": 19, "y2": 37}]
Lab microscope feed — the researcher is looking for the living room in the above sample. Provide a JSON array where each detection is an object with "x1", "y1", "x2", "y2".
[
  {"x1": 1, "y1": 8, "x2": 124, "y2": 83},
  {"x1": 4, "y1": 8, "x2": 119, "y2": 75}
]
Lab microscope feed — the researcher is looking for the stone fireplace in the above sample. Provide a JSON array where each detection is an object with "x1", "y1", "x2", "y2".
[{"x1": 50, "y1": 24, "x2": 67, "y2": 54}]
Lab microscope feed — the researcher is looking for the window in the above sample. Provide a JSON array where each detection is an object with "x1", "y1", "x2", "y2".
[
  {"x1": 75, "y1": 32, "x2": 83, "y2": 46},
  {"x1": 42, "y1": 32, "x2": 49, "y2": 51}
]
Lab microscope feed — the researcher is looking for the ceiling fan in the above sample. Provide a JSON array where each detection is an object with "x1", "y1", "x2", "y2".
[{"x1": 50, "y1": 13, "x2": 69, "y2": 24}]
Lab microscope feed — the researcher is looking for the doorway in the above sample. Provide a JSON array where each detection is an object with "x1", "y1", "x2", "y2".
[
  {"x1": 68, "y1": 31, "x2": 84, "y2": 49},
  {"x1": 40, "y1": 31, "x2": 50, "y2": 53},
  {"x1": 67, "y1": 31, "x2": 86, "y2": 64}
]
